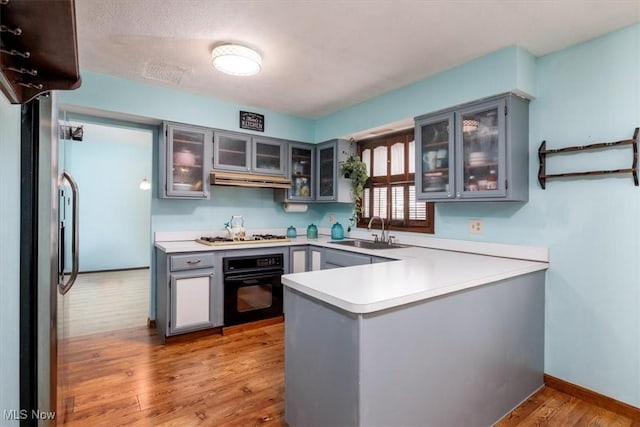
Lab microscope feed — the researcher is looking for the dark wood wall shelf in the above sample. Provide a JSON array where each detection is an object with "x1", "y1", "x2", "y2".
[
  {"x1": 0, "y1": 0, "x2": 81, "y2": 104},
  {"x1": 537, "y1": 127, "x2": 639, "y2": 189}
]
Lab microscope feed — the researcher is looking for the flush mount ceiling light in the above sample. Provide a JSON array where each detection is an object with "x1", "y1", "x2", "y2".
[{"x1": 211, "y1": 44, "x2": 262, "y2": 76}]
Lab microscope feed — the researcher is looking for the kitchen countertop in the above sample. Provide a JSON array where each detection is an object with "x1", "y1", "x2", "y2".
[
  {"x1": 154, "y1": 235, "x2": 336, "y2": 253},
  {"x1": 155, "y1": 233, "x2": 549, "y2": 315},
  {"x1": 283, "y1": 247, "x2": 547, "y2": 314}
]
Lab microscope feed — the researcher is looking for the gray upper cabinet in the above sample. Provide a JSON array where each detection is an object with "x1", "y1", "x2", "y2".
[
  {"x1": 213, "y1": 130, "x2": 252, "y2": 172},
  {"x1": 415, "y1": 93, "x2": 529, "y2": 202},
  {"x1": 315, "y1": 139, "x2": 355, "y2": 202},
  {"x1": 160, "y1": 122, "x2": 212, "y2": 199},
  {"x1": 252, "y1": 137, "x2": 286, "y2": 175},
  {"x1": 281, "y1": 142, "x2": 315, "y2": 202},
  {"x1": 213, "y1": 130, "x2": 286, "y2": 176}
]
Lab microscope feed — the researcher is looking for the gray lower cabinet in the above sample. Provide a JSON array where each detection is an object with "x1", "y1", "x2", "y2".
[
  {"x1": 291, "y1": 246, "x2": 392, "y2": 272},
  {"x1": 322, "y1": 247, "x2": 371, "y2": 269},
  {"x1": 285, "y1": 270, "x2": 546, "y2": 426},
  {"x1": 156, "y1": 250, "x2": 220, "y2": 342},
  {"x1": 371, "y1": 255, "x2": 394, "y2": 263}
]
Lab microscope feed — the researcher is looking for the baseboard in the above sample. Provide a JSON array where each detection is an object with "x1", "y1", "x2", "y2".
[
  {"x1": 147, "y1": 318, "x2": 156, "y2": 329},
  {"x1": 544, "y1": 374, "x2": 640, "y2": 420},
  {"x1": 222, "y1": 316, "x2": 284, "y2": 335},
  {"x1": 164, "y1": 327, "x2": 223, "y2": 344}
]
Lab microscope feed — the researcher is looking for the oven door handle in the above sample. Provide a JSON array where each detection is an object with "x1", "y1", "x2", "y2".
[{"x1": 224, "y1": 270, "x2": 283, "y2": 283}]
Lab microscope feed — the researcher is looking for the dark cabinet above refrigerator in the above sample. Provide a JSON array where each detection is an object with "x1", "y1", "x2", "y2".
[{"x1": 0, "y1": 0, "x2": 81, "y2": 104}]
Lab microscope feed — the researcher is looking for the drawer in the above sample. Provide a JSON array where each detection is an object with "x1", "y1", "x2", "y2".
[{"x1": 170, "y1": 253, "x2": 215, "y2": 271}]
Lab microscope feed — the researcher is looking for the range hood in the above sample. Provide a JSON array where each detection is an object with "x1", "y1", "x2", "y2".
[
  {"x1": 0, "y1": 0, "x2": 81, "y2": 104},
  {"x1": 210, "y1": 171, "x2": 292, "y2": 189}
]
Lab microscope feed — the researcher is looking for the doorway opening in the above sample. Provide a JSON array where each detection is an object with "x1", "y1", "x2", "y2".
[{"x1": 58, "y1": 117, "x2": 154, "y2": 337}]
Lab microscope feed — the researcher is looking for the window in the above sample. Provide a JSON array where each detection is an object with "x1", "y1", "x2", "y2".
[{"x1": 358, "y1": 129, "x2": 434, "y2": 233}]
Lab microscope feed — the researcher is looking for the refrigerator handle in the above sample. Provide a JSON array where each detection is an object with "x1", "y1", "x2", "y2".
[{"x1": 59, "y1": 171, "x2": 79, "y2": 295}]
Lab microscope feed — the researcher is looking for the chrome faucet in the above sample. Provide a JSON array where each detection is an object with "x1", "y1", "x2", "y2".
[{"x1": 367, "y1": 216, "x2": 386, "y2": 243}]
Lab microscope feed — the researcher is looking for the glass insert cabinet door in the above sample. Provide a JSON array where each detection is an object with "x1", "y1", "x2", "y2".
[
  {"x1": 417, "y1": 112, "x2": 454, "y2": 198},
  {"x1": 316, "y1": 143, "x2": 336, "y2": 200},
  {"x1": 456, "y1": 99, "x2": 506, "y2": 198},
  {"x1": 288, "y1": 144, "x2": 314, "y2": 200},
  {"x1": 253, "y1": 138, "x2": 285, "y2": 175},
  {"x1": 166, "y1": 124, "x2": 210, "y2": 197},
  {"x1": 213, "y1": 131, "x2": 251, "y2": 171}
]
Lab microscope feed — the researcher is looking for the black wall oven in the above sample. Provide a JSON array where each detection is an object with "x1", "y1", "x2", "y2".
[{"x1": 223, "y1": 253, "x2": 284, "y2": 326}]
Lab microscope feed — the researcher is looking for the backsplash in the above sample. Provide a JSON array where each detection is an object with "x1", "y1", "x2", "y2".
[{"x1": 151, "y1": 186, "x2": 331, "y2": 235}]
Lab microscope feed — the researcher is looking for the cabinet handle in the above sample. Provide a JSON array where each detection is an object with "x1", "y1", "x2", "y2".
[{"x1": 186, "y1": 259, "x2": 201, "y2": 265}]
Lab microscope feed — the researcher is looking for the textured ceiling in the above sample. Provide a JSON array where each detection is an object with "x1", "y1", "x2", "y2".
[{"x1": 75, "y1": 0, "x2": 639, "y2": 119}]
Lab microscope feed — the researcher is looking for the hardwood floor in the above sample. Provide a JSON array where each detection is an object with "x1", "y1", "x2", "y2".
[
  {"x1": 60, "y1": 322, "x2": 638, "y2": 426},
  {"x1": 58, "y1": 268, "x2": 150, "y2": 337},
  {"x1": 496, "y1": 387, "x2": 639, "y2": 426}
]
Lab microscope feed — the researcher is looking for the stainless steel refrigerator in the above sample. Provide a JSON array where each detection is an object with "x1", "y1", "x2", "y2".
[{"x1": 22, "y1": 93, "x2": 79, "y2": 424}]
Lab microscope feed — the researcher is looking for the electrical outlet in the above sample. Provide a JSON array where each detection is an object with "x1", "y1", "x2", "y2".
[
  {"x1": 469, "y1": 219, "x2": 483, "y2": 234},
  {"x1": 328, "y1": 214, "x2": 336, "y2": 224}
]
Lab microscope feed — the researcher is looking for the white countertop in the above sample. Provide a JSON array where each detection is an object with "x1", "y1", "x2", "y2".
[
  {"x1": 282, "y1": 247, "x2": 547, "y2": 314},
  {"x1": 155, "y1": 232, "x2": 549, "y2": 315}
]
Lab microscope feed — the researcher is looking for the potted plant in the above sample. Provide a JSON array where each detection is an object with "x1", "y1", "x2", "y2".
[{"x1": 340, "y1": 154, "x2": 368, "y2": 231}]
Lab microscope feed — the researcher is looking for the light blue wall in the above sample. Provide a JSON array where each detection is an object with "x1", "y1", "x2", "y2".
[
  {"x1": 56, "y1": 25, "x2": 640, "y2": 407},
  {"x1": 59, "y1": 73, "x2": 326, "y2": 319},
  {"x1": 63, "y1": 122, "x2": 153, "y2": 271},
  {"x1": 320, "y1": 24, "x2": 640, "y2": 407},
  {"x1": 0, "y1": 94, "x2": 21, "y2": 424},
  {"x1": 529, "y1": 24, "x2": 639, "y2": 407},
  {"x1": 59, "y1": 72, "x2": 315, "y2": 142},
  {"x1": 314, "y1": 45, "x2": 537, "y2": 141}
]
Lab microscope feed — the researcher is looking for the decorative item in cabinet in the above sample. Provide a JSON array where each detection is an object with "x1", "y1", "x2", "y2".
[
  {"x1": 537, "y1": 127, "x2": 639, "y2": 189},
  {"x1": 213, "y1": 130, "x2": 252, "y2": 172},
  {"x1": 252, "y1": 137, "x2": 286, "y2": 175},
  {"x1": 415, "y1": 93, "x2": 529, "y2": 202},
  {"x1": 417, "y1": 112, "x2": 454, "y2": 196},
  {"x1": 274, "y1": 142, "x2": 315, "y2": 202},
  {"x1": 161, "y1": 122, "x2": 212, "y2": 199}
]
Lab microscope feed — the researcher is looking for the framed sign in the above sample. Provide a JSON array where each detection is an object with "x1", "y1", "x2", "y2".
[{"x1": 239, "y1": 111, "x2": 264, "y2": 132}]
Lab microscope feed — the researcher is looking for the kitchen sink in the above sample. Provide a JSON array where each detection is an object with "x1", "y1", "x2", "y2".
[{"x1": 329, "y1": 239, "x2": 408, "y2": 250}]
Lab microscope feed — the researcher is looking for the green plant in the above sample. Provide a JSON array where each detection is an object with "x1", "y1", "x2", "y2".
[{"x1": 340, "y1": 155, "x2": 368, "y2": 231}]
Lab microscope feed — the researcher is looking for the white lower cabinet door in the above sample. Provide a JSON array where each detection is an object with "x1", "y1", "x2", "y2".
[
  {"x1": 170, "y1": 271, "x2": 214, "y2": 333},
  {"x1": 291, "y1": 248, "x2": 308, "y2": 273},
  {"x1": 310, "y1": 249, "x2": 323, "y2": 271}
]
